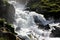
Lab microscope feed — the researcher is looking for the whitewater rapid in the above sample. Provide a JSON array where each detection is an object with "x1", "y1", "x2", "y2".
[{"x1": 8, "y1": 0, "x2": 60, "y2": 40}]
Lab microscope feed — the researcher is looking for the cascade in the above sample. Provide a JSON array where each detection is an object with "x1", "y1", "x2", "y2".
[{"x1": 8, "y1": 0, "x2": 60, "y2": 40}]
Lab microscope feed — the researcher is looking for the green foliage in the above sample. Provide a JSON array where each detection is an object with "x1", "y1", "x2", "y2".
[
  {"x1": 27, "y1": 0, "x2": 60, "y2": 19},
  {"x1": 27, "y1": 0, "x2": 60, "y2": 12},
  {"x1": 0, "y1": 37, "x2": 9, "y2": 40},
  {"x1": 5, "y1": 23, "x2": 15, "y2": 34},
  {"x1": 0, "y1": 0, "x2": 9, "y2": 15},
  {"x1": 3, "y1": 0, "x2": 9, "y2": 6},
  {"x1": 0, "y1": 18, "x2": 6, "y2": 27},
  {"x1": 0, "y1": 0, "x2": 9, "y2": 7}
]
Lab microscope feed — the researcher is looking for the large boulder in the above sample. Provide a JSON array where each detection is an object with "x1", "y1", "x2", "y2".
[
  {"x1": 0, "y1": 0, "x2": 15, "y2": 24},
  {"x1": 6, "y1": 3, "x2": 15, "y2": 24}
]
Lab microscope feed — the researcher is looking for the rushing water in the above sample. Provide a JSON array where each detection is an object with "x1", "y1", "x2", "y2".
[{"x1": 8, "y1": 0, "x2": 60, "y2": 40}]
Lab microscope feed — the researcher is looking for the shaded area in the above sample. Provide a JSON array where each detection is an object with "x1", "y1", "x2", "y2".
[
  {"x1": 0, "y1": 18, "x2": 21, "y2": 40},
  {"x1": 50, "y1": 26, "x2": 60, "y2": 37},
  {"x1": 27, "y1": 0, "x2": 60, "y2": 20}
]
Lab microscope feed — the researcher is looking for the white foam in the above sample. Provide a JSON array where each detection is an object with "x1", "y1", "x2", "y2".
[{"x1": 8, "y1": 0, "x2": 60, "y2": 40}]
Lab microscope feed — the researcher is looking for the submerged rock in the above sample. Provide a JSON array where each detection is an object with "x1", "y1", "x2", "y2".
[{"x1": 38, "y1": 24, "x2": 50, "y2": 30}]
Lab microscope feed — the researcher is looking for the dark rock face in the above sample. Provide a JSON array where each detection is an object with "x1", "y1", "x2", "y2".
[
  {"x1": 4, "y1": 33, "x2": 16, "y2": 40},
  {"x1": 6, "y1": 4, "x2": 15, "y2": 24},
  {"x1": 44, "y1": 24, "x2": 50, "y2": 30},
  {"x1": 0, "y1": 20, "x2": 19, "y2": 40},
  {"x1": 0, "y1": 0, "x2": 15, "y2": 24},
  {"x1": 44, "y1": 12, "x2": 60, "y2": 20},
  {"x1": 50, "y1": 26, "x2": 60, "y2": 37},
  {"x1": 0, "y1": 32, "x2": 16, "y2": 40}
]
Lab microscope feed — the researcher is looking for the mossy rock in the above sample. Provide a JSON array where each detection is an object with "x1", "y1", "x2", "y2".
[
  {"x1": 0, "y1": 18, "x2": 16, "y2": 34},
  {"x1": 4, "y1": 23, "x2": 16, "y2": 34},
  {"x1": 0, "y1": 37, "x2": 9, "y2": 40},
  {"x1": 0, "y1": 18, "x2": 5, "y2": 27}
]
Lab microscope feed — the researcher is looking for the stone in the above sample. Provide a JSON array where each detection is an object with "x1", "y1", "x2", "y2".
[
  {"x1": 50, "y1": 26, "x2": 60, "y2": 37},
  {"x1": 0, "y1": 0, "x2": 15, "y2": 24}
]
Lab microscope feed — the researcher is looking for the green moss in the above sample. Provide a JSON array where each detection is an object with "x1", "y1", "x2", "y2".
[
  {"x1": 0, "y1": 18, "x2": 16, "y2": 34},
  {"x1": 5, "y1": 23, "x2": 15, "y2": 34},
  {"x1": 0, "y1": 37, "x2": 9, "y2": 40},
  {"x1": 27, "y1": 0, "x2": 60, "y2": 19},
  {"x1": 27, "y1": 0, "x2": 60, "y2": 12},
  {"x1": 0, "y1": 18, "x2": 5, "y2": 27},
  {"x1": 3, "y1": 0, "x2": 8, "y2": 5}
]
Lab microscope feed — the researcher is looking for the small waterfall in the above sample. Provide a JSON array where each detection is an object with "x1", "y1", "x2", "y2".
[{"x1": 8, "y1": 0, "x2": 60, "y2": 40}]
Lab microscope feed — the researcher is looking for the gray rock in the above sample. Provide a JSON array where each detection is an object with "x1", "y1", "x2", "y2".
[
  {"x1": 0, "y1": 1, "x2": 15, "y2": 24},
  {"x1": 6, "y1": 4, "x2": 15, "y2": 24}
]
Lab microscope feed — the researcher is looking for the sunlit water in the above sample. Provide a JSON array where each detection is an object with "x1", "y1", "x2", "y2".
[{"x1": 8, "y1": 0, "x2": 60, "y2": 40}]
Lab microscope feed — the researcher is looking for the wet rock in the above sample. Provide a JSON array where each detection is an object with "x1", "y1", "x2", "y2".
[
  {"x1": 38, "y1": 24, "x2": 50, "y2": 30},
  {"x1": 44, "y1": 24, "x2": 50, "y2": 30},
  {"x1": 18, "y1": 35, "x2": 30, "y2": 40},
  {"x1": 33, "y1": 15, "x2": 50, "y2": 30},
  {"x1": 16, "y1": 27, "x2": 21, "y2": 31},
  {"x1": 33, "y1": 15, "x2": 43, "y2": 25},
  {"x1": 50, "y1": 26, "x2": 60, "y2": 37}
]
